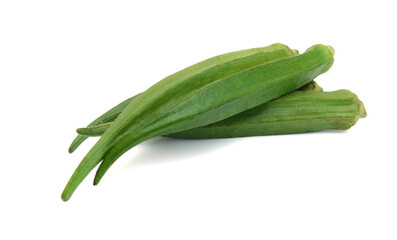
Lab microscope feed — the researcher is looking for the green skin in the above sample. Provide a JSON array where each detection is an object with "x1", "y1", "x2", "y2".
[
  {"x1": 69, "y1": 52, "x2": 323, "y2": 151},
  {"x1": 75, "y1": 81, "x2": 324, "y2": 137},
  {"x1": 76, "y1": 87, "x2": 366, "y2": 139},
  {"x1": 65, "y1": 43, "x2": 300, "y2": 200},
  {"x1": 62, "y1": 44, "x2": 334, "y2": 201},
  {"x1": 68, "y1": 44, "x2": 299, "y2": 153},
  {"x1": 167, "y1": 90, "x2": 366, "y2": 138},
  {"x1": 68, "y1": 95, "x2": 138, "y2": 153}
]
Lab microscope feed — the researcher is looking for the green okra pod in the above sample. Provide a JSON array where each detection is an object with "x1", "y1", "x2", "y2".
[
  {"x1": 68, "y1": 44, "x2": 299, "y2": 153},
  {"x1": 62, "y1": 44, "x2": 334, "y2": 201},
  {"x1": 167, "y1": 89, "x2": 366, "y2": 139},
  {"x1": 75, "y1": 81, "x2": 323, "y2": 137},
  {"x1": 75, "y1": 86, "x2": 365, "y2": 140}
]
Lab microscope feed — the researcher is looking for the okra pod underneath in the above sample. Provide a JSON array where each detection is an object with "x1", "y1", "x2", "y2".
[
  {"x1": 168, "y1": 89, "x2": 366, "y2": 139},
  {"x1": 62, "y1": 44, "x2": 334, "y2": 201},
  {"x1": 75, "y1": 81, "x2": 323, "y2": 137},
  {"x1": 77, "y1": 88, "x2": 365, "y2": 139}
]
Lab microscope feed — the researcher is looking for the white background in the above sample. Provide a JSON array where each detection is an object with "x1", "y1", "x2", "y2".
[{"x1": 1, "y1": 0, "x2": 396, "y2": 239}]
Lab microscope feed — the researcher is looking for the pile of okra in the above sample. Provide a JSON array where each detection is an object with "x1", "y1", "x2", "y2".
[{"x1": 62, "y1": 43, "x2": 366, "y2": 201}]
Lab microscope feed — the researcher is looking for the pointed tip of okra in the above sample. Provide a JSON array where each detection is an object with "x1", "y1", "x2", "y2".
[
  {"x1": 68, "y1": 143, "x2": 76, "y2": 153},
  {"x1": 68, "y1": 147, "x2": 75, "y2": 154},
  {"x1": 68, "y1": 136, "x2": 88, "y2": 154},
  {"x1": 93, "y1": 172, "x2": 102, "y2": 185},
  {"x1": 61, "y1": 192, "x2": 70, "y2": 202},
  {"x1": 93, "y1": 157, "x2": 111, "y2": 185},
  {"x1": 358, "y1": 101, "x2": 367, "y2": 118},
  {"x1": 61, "y1": 182, "x2": 78, "y2": 201},
  {"x1": 93, "y1": 174, "x2": 100, "y2": 185}
]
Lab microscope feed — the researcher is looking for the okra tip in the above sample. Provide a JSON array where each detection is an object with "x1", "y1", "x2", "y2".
[
  {"x1": 68, "y1": 148, "x2": 74, "y2": 154},
  {"x1": 68, "y1": 143, "x2": 76, "y2": 154},
  {"x1": 291, "y1": 49, "x2": 299, "y2": 55},
  {"x1": 61, "y1": 192, "x2": 69, "y2": 202},
  {"x1": 68, "y1": 136, "x2": 86, "y2": 154},
  {"x1": 93, "y1": 179, "x2": 99, "y2": 186}
]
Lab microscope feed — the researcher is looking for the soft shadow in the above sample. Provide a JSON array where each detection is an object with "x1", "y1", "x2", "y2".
[
  {"x1": 113, "y1": 130, "x2": 346, "y2": 175},
  {"x1": 121, "y1": 137, "x2": 239, "y2": 169}
]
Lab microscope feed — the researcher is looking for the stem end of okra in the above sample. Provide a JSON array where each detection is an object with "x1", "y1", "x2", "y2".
[
  {"x1": 312, "y1": 81, "x2": 323, "y2": 92},
  {"x1": 358, "y1": 101, "x2": 367, "y2": 118},
  {"x1": 291, "y1": 49, "x2": 299, "y2": 56},
  {"x1": 325, "y1": 45, "x2": 335, "y2": 56}
]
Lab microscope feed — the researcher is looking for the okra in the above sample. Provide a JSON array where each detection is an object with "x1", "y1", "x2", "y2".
[
  {"x1": 62, "y1": 44, "x2": 334, "y2": 201},
  {"x1": 75, "y1": 81, "x2": 323, "y2": 137},
  {"x1": 75, "y1": 86, "x2": 364, "y2": 140},
  {"x1": 68, "y1": 44, "x2": 299, "y2": 153},
  {"x1": 167, "y1": 90, "x2": 366, "y2": 138}
]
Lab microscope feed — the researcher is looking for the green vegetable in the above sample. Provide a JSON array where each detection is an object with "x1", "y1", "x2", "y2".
[
  {"x1": 77, "y1": 123, "x2": 111, "y2": 137},
  {"x1": 62, "y1": 44, "x2": 334, "y2": 201},
  {"x1": 68, "y1": 44, "x2": 299, "y2": 153},
  {"x1": 75, "y1": 81, "x2": 324, "y2": 137},
  {"x1": 75, "y1": 86, "x2": 365, "y2": 140},
  {"x1": 68, "y1": 96, "x2": 137, "y2": 153},
  {"x1": 167, "y1": 89, "x2": 366, "y2": 138}
]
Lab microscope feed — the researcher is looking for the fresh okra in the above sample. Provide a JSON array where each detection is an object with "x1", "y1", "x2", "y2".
[
  {"x1": 62, "y1": 44, "x2": 334, "y2": 201},
  {"x1": 167, "y1": 90, "x2": 366, "y2": 138},
  {"x1": 68, "y1": 43, "x2": 300, "y2": 153},
  {"x1": 75, "y1": 87, "x2": 365, "y2": 139},
  {"x1": 75, "y1": 81, "x2": 324, "y2": 137}
]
